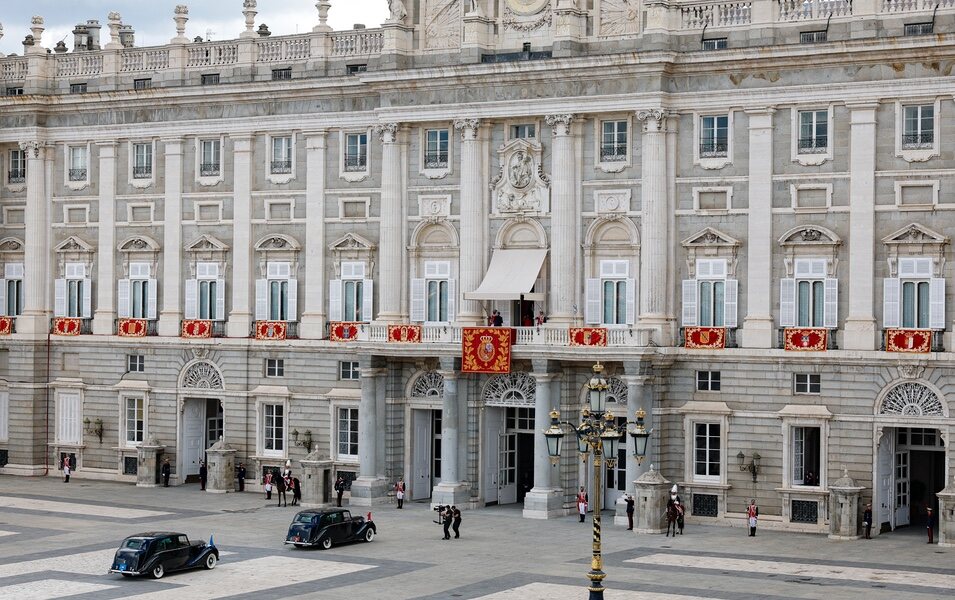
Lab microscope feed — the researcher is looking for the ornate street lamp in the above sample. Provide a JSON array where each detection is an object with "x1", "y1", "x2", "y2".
[{"x1": 543, "y1": 362, "x2": 653, "y2": 600}]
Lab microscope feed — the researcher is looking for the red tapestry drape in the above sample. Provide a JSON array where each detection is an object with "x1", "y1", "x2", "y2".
[
  {"x1": 462, "y1": 327, "x2": 512, "y2": 373},
  {"x1": 329, "y1": 322, "x2": 360, "y2": 342},
  {"x1": 569, "y1": 327, "x2": 608, "y2": 347},
  {"x1": 181, "y1": 320, "x2": 212, "y2": 338},
  {"x1": 885, "y1": 329, "x2": 931, "y2": 353},
  {"x1": 783, "y1": 328, "x2": 827, "y2": 351},
  {"x1": 683, "y1": 327, "x2": 725, "y2": 349},
  {"x1": 387, "y1": 324, "x2": 422, "y2": 343}
]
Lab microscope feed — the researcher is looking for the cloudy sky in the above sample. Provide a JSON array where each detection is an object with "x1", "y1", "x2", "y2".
[{"x1": 0, "y1": 1, "x2": 390, "y2": 55}]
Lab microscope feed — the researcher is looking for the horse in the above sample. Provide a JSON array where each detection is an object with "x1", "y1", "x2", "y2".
[
  {"x1": 274, "y1": 470, "x2": 288, "y2": 507},
  {"x1": 290, "y1": 477, "x2": 302, "y2": 506},
  {"x1": 665, "y1": 501, "x2": 685, "y2": 537}
]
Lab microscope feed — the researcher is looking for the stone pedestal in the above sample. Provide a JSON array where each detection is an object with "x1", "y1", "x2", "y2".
[
  {"x1": 300, "y1": 454, "x2": 334, "y2": 508},
  {"x1": 828, "y1": 469, "x2": 864, "y2": 540},
  {"x1": 204, "y1": 439, "x2": 236, "y2": 494},
  {"x1": 349, "y1": 477, "x2": 390, "y2": 506},
  {"x1": 633, "y1": 466, "x2": 670, "y2": 534},
  {"x1": 432, "y1": 482, "x2": 470, "y2": 508},
  {"x1": 937, "y1": 476, "x2": 955, "y2": 547},
  {"x1": 136, "y1": 439, "x2": 164, "y2": 488}
]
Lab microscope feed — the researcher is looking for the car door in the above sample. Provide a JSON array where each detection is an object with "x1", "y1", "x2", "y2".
[
  {"x1": 151, "y1": 537, "x2": 174, "y2": 571},
  {"x1": 339, "y1": 511, "x2": 354, "y2": 541},
  {"x1": 174, "y1": 535, "x2": 193, "y2": 569},
  {"x1": 322, "y1": 512, "x2": 341, "y2": 542}
]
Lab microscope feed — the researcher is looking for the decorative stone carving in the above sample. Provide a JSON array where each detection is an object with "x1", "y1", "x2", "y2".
[
  {"x1": 879, "y1": 382, "x2": 944, "y2": 417},
  {"x1": 505, "y1": 0, "x2": 550, "y2": 16},
  {"x1": 503, "y1": 1, "x2": 552, "y2": 31},
  {"x1": 882, "y1": 223, "x2": 949, "y2": 277},
  {"x1": 173, "y1": 5, "x2": 189, "y2": 43},
  {"x1": 387, "y1": 0, "x2": 408, "y2": 23},
  {"x1": 484, "y1": 372, "x2": 536, "y2": 408},
  {"x1": 453, "y1": 118, "x2": 481, "y2": 141},
  {"x1": 599, "y1": 0, "x2": 641, "y2": 36},
  {"x1": 0, "y1": 238, "x2": 23, "y2": 252},
  {"x1": 411, "y1": 371, "x2": 445, "y2": 398},
  {"x1": 418, "y1": 195, "x2": 451, "y2": 220},
  {"x1": 606, "y1": 377, "x2": 628, "y2": 405},
  {"x1": 491, "y1": 139, "x2": 550, "y2": 215},
  {"x1": 897, "y1": 363, "x2": 925, "y2": 379},
  {"x1": 375, "y1": 122, "x2": 399, "y2": 143},
  {"x1": 636, "y1": 109, "x2": 668, "y2": 132},
  {"x1": 682, "y1": 227, "x2": 741, "y2": 277},
  {"x1": 778, "y1": 225, "x2": 841, "y2": 276},
  {"x1": 181, "y1": 361, "x2": 224, "y2": 390},
  {"x1": 545, "y1": 114, "x2": 575, "y2": 136},
  {"x1": 18, "y1": 140, "x2": 42, "y2": 159},
  {"x1": 425, "y1": 0, "x2": 462, "y2": 49},
  {"x1": 594, "y1": 189, "x2": 631, "y2": 215}
]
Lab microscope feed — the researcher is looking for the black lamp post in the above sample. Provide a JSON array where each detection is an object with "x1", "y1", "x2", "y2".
[{"x1": 543, "y1": 362, "x2": 653, "y2": 600}]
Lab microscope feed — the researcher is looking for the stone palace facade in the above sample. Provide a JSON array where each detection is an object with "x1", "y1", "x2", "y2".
[{"x1": 1, "y1": 0, "x2": 955, "y2": 537}]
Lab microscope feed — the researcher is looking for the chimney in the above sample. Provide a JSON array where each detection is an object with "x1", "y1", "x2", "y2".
[
  {"x1": 73, "y1": 19, "x2": 101, "y2": 51},
  {"x1": 85, "y1": 19, "x2": 101, "y2": 50},
  {"x1": 119, "y1": 24, "x2": 135, "y2": 48}
]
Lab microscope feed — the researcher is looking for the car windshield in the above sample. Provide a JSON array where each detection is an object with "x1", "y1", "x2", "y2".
[
  {"x1": 123, "y1": 538, "x2": 148, "y2": 550},
  {"x1": 294, "y1": 514, "x2": 317, "y2": 524}
]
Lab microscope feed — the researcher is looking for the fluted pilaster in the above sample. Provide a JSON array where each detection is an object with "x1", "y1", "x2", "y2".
[
  {"x1": 17, "y1": 140, "x2": 50, "y2": 335},
  {"x1": 376, "y1": 122, "x2": 404, "y2": 322},
  {"x1": 454, "y1": 118, "x2": 485, "y2": 324},
  {"x1": 637, "y1": 109, "x2": 672, "y2": 338},
  {"x1": 545, "y1": 114, "x2": 578, "y2": 324}
]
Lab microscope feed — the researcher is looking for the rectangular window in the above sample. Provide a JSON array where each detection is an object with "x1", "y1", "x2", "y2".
[
  {"x1": 601, "y1": 280, "x2": 627, "y2": 325},
  {"x1": 694, "y1": 422, "x2": 721, "y2": 480},
  {"x1": 701, "y1": 38, "x2": 727, "y2": 51},
  {"x1": 133, "y1": 78, "x2": 152, "y2": 90},
  {"x1": 902, "y1": 105, "x2": 934, "y2": 148},
  {"x1": 201, "y1": 73, "x2": 220, "y2": 86},
  {"x1": 269, "y1": 280, "x2": 289, "y2": 321},
  {"x1": 69, "y1": 83, "x2": 87, "y2": 94},
  {"x1": 793, "y1": 373, "x2": 821, "y2": 395},
  {"x1": 512, "y1": 124, "x2": 536, "y2": 139},
  {"x1": 346, "y1": 64, "x2": 367, "y2": 75},
  {"x1": 200, "y1": 140, "x2": 221, "y2": 176},
  {"x1": 901, "y1": 280, "x2": 930, "y2": 329},
  {"x1": 5, "y1": 87, "x2": 24, "y2": 96},
  {"x1": 796, "y1": 280, "x2": 825, "y2": 327},
  {"x1": 125, "y1": 397, "x2": 144, "y2": 444},
  {"x1": 271, "y1": 136, "x2": 293, "y2": 174},
  {"x1": 344, "y1": 133, "x2": 367, "y2": 171},
  {"x1": 904, "y1": 22, "x2": 934, "y2": 36},
  {"x1": 264, "y1": 404, "x2": 285, "y2": 454},
  {"x1": 505, "y1": 407, "x2": 535, "y2": 431},
  {"x1": 696, "y1": 371, "x2": 721, "y2": 392},
  {"x1": 8, "y1": 150, "x2": 25, "y2": 183},
  {"x1": 4, "y1": 263, "x2": 24, "y2": 317},
  {"x1": 700, "y1": 115, "x2": 728, "y2": 157},
  {"x1": 266, "y1": 358, "x2": 284, "y2": 378},
  {"x1": 799, "y1": 30, "x2": 827, "y2": 44},
  {"x1": 340, "y1": 361, "x2": 360, "y2": 380},
  {"x1": 68, "y1": 147, "x2": 88, "y2": 181},
  {"x1": 698, "y1": 280, "x2": 725, "y2": 327},
  {"x1": 66, "y1": 274, "x2": 85, "y2": 319},
  {"x1": 792, "y1": 426, "x2": 821, "y2": 486},
  {"x1": 127, "y1": 354, "x2": 145, "y2": 373},
  {"x1": 130, "y1": 279, "x2": 149, "y2": 318},
  {"x1": 798, "y1": 110, "x2": 828, "y2": 153},
  {"x1": 133, "y1": 143, "x2": 152, "y2": 179},
  {"x1": 426, "y1": 280, "x2": 449, "y2": 323},
  {"x1": 424, "y1": 129, "x2": 450, "y2": 169},
  {"x1": 56, "y1": 393, "x2": 82, "y2": 445},
  {"x1": 337, "y1": 407, "x2": 359, "y2": 458},
  {"x1": 271, "y1": 68, "x2": 292, "y2": 81},
  {"x1": 343, "y1": 280, "x2": 364, "y2": 322},
  {"x1": 198, "y1": 280, "x2": 218, "y2": 320},
  {"x1": 600, "y1": 120, "x2": 628, "y2": 162}
]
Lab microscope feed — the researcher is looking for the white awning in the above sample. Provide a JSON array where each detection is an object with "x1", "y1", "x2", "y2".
[{"x1": 465, "y1": 249, "x2": 548, "y2": 301}]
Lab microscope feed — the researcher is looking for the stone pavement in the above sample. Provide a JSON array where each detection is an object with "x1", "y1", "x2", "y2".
[{"x1": 0, "y1": 476, "x2": 951, "y2": 599}]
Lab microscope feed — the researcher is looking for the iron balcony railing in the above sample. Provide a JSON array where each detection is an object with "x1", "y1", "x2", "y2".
[
  {"x1": 599, "y1": 144, "x2": 629, "y2": 162},
  {"x1": 132, "y1": 165, "x2": 152, "y2": 179},
  {"x1": 797, "y1": 137, "x2": 828, "y2": 153},
  {"x1": 200, "y1": 162, "x2": 221, "y2": 177},
  {"x1": 699, "y1": 140, "x2": 728, "y2": 157},
  {"x1": 7, "y1": 169, "x2": 25, "y2": 183},
  {"x1": 343, "y1": 154, "x2": 367, "y2": 171},
  {"x1": 270, "y1": 160, "x2": 292, "y2": 174},
  {"x1": 424, "y1": 152, "x2": 449, "y2": 169},
  {"x1": 68, "y1": 168, "x2": 88, "y2": 181},
  {"x1": 901, "y1": 132, "x2": 933, "y2": 148}
]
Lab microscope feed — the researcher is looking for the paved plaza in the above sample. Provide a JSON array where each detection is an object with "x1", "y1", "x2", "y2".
[{"x1": 0, "y1": 476, "x2": 950, "y2": 600}]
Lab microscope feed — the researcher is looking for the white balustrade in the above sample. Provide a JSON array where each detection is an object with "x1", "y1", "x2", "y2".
[
  {"x1": 0, "y1": 59, "x2": 28, "y2": 81},
  {"x1": 55, "y1": 53, "x2": 104, "y2": 77},
  {"x1": 330, "y1": 29, "x2": 384, "y2": 57},
  {"x1": 779, "y1": 0, "x2": 852, "y2": 21},
  {"x1": 680, "y1": 1, "x2": 752, "y2": 29},
  {"x1": 186, "y1": 43, "x2": 239, "y2": 67},
  {"x1": 256, "y1": 35, "x2": 311, "y2": 62},
  {"x1": 120, "y1": 49, "x2": 170, "y2": 72},
  {"x1": 882, "y1": 0, "x2": 952, "y2": 11}
]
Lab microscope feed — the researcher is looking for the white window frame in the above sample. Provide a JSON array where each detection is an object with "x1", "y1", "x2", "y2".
[
  {"x1": 126, "y1": 202, "x2": 155, "y2": 224},
  {"x1": 186, "y1": 261, "x2": 225, "y2": 321},
  {"x1": 793, "y1": 373, "x2": 821, "y2": 395},
  {"x1": 339, "y1": 196, "x2": 371, "y2": 220},
  {"x1": 685, "y1": 417, "x2": 727, "y2": 484},
  {"x1": 682, "y1": 259, "x2": 738, "y2": 329},
  {"x1": 790, "y1": 183, "x2": 833, "y2": 213},
  {"x1": 267, "y1": 133, "x2": 296, "y2": 184},
  {"x1": 330, "y1": 261, "x2": 372, "y2": 323},
  {"x1": 56, "y1": 262, "x2": 91, "y2": 319},
  {"x1": 895, "y1": 99, "x2": 940, "y2": 162},
  {"x1": 6, "y1": 149, "x2": 26, "y2": 192},
  {"x1": 412, "y1": 260, "x2": 455, "y2": 324},
  {"x1": 894, "y1": 180, "x2": 939, "y2": 210},
  {"x1": 64, "y1": 143, "x2": 91, "y2": 191},
  {"x1": 62, "y1": 204, "x2": 90, "y2": 226},
  {"x1": 780, "y1": 416, "x2": 829, "y2": 490},
  {"x1": 420, "y1": 126, "x2": 452, "y2": 179},
  {"x1": 693, "y1": 112, "x2": 733, "y2": 169},
  {"x1": 128, "y1": 140, "x2": 156, "y2": 189},
  {"x1": 266, "y1": 262, "x2": 294, "y2": 322},
  {"x1": 193, "y1": 200, "x2": 223, "y2": 223},
  {"x1": 260, "y1": 402, "x2": 287, "y2": 458},
  {"x1": 127, "y1": 354, "x2": 145, "y2": 373},
  {"x1": 884, "y1": 257, "x2": 942, "y2": 330},
  {"x1": 790, "y1": 106, "x2": 834, "y2": 166},
  {"x1": 195, "y1": 136, "x2": 225, "y2": 186},
  {"x1": 339, "y1": 129, "x2": 372, "y2": 182},
  {"x1": 585, "y1": 259, "x2": 635, "y2": 326},
  {"x1": 779, "y1": 258, "x2": 837, "y2": 329},
  {"x1": 696, "y1": 370, "x2": 721, "y2": 392},
  {"x1": 1, "y1": 262, "x2": 25, "y2": 317},
  {"x1": 331, "y1": 401, "x2": 360, "y2": 463},
  {"x1": 55, "y1": 390, "x2": 83, "y2": 446},
  {"x1": 120, "y1": 395, "x2": 146, "y2": 448},
  {"x1": 265, "y1": 358, "x2": 285, "y2": 378},
  {"x1": 594, "y1": 117, "x2": 632, "y2": 173},
  {"x1": 339, "y1": 361, "x2": 360, "y2": 380},
  {"x1": 118, "y1": 262, "x2": 157, "y2": 321},
  {"x1": 265, "y1": 199, "x2": 295, "y2": 222},
  {"x1": 2, "y1": 207, "x2": 25, "y2": 227},
  {"x1": 510, "y1": 123, "x2": 537, "y2": 140}
]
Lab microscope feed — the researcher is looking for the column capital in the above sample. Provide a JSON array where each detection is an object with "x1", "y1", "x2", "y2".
[
  {"x1": 636, "y1": 109, "x2": 669, "y2": 132},
  {"x1": 232, "y1": 135, "x2": 254, "y2": 152},
  {"x1": 360, "y1": 367, "x2": 387, "y2": 379},
  {"x1": 620, "y1": 374, "x2": 651, "y2": 386},
  {"x1": 545, "y1": 113, "x2": 576, "y2": 136},
  {"x1": 437, "y1": 369, "x2": 459, "y2": 382},
  {"x1": 375, "y1": 122, "x2": 400, "y2": 143},
  {"x1": 453, "y1": 118, "x2": 482, "y2": 140},
  {"x1": 531, "y1": 372, "x2": 558, "y2": 383},
  {"x1": 18, "y1": 140, "x2": 49, "y2": 158}
]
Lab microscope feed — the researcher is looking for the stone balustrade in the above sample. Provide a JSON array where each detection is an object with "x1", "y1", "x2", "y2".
[
  {"x1": 329, "y1": 29, "x2": 384, "y2": 57},
  {"x1": 255, "y1": 34, "x2": 312, "y2": 63},
  {"x1": 354, "y1": 324, "x2": 653, "y2": 347}
]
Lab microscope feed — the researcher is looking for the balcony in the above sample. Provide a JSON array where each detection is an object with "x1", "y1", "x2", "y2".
[
  {"x1": 7, "y1": 169, "x2": 25, "y2": 184},
  {"x1": 350, "y1": 324, "x2": 655, "y2": 347},
  {"x1": 199, "y1": 162, "x2": 221, "y2": 177},
  {"x1": 777, "y1": 328, "x2": 838, "y2": 350},
  {"x1": 424, "y1": 153, "x2": 449, "y2": 170},
  {"x1": 68, "y1": 168, "x2": 88, "y2": 181},
  {"x1": 132, "y1": 165, "x2": 152, "y2": 179},
  {"x1": 114, "y1": 318, "x2": 159, "y2": 337},
  {"x1": 699, "y1": 140, "x2": 728, "y2": 158},
  {"x1": 180, "y1": 319, "x2": 227, "y2": 338},
  {"x1": 253, "y1": 320, "x2": 299, "y2": 340},
  {"x1": 882, "y1": 328, "x2": 944, "y2": 353},
  {"x1": 51, "y1": 317, "x2": 92, "y2": 336},
  {"x1": 901, "y1": 132, "x2": 933, "y2": 149},
  {"x1": 599, "y1": 144, "x2": 629, "y2": 162},
  {"x1": 797, "y1": 137, "x2": 828, "y2": 154},
  {"x1": 270, "y1": 160, "x2": 292, "y2": 174},
  {"x1": 679, "y1": 327, "x2": 738, "y2": 349},
  {"x1": 343, "y1": 155, "x2": 367, "y2": 172}
]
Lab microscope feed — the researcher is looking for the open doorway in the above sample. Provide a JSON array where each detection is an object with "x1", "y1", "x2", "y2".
[
  {"x1": 483, "y1": 406, "x2": 535, "y2": 506},
  {"x1": 877, "y1": 427, "x2": 945, "y2": 531},
  {"x1": 411, "y1": 409, "x2": 442, "y2": 500},
  {"x1": 180, "y1": 397, "x2": 224, "y2": 483}
]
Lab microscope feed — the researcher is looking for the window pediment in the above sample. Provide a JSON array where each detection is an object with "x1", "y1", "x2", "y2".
[
  {"x1": 683, "y1": 227, "x2": 740, "y2": 277},
  {"x1": 0, "y1": 238, "x2": 24, "y2": 254},
  {"x1": 883, "y1": 223, "x2": 948, "y2": 246},
  {"x1": 255, "y1": 234, "x2": 301, "y2": 252},
  {"x1": 682, "y1": 227, "x2": 741, "y2": 249},
  {"x1": 118, "y1": 235, "x2": 160, "y2": 253},
  {"x1": 882, "y1": 224, "x2": 948, "y2": 277},
  {"x1": 186, "y1": 234, "x2": 230, "y2": 254},
  {"x1": 55, "y1": 236, "x2": 94, "y2": 254},
  {"x1": 328, "y1": 232, "x2": 376, "y2": 253},
  {"x1": 778, "y1": 225, "x2": 841, "y2": 277}
]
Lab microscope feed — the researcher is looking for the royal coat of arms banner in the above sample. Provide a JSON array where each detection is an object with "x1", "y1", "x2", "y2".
[
  {"x1": 387, "y1": 324, "x2": 422, "y2": 343},
  {"x1": 885, "y1": 329, "x2": 931, "y2": 353},
  {"x1": 783, "y1": 328, "x2": 827, "y2": 351},
  {"x1": 0, "y1": 317, "x2": 12, "y2": 335},
  {"x1": 256, "y1": 320, "x2": 287, "y2": 340},
  {"x1": 329, "y1": 322, "x2": 360, "y2": 342},
  {"x1": 462, "y1": 327, "x2": 512, "y2": 374},
  {"x1": 683, "y1": 327, "x2": 725, "y2": 349},
  {"x1": 181, "y1": 319, "x2": 212, "y2": 339},
  {"x1": 569, "y1": 327, "x2": 607, "y2": 347},
  {"x1": 118, "y1": 318, "x2": 147, "y2": 337},
  {"x1": 52, "y1": 317, "x2": 82, "y2": 336}
]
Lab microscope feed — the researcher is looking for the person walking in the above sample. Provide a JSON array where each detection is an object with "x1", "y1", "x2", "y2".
[
  {"x1": 237, "y1": 463, "x2": 246, "y2": 492},
  {"x1": 161, "y1": 458, "x2": 171, "y2": 487},
  {"x1": 335, "y1": 475, "x2": 346, "y2": 507},
  {"x1": 747, "y1": 499, "x2": 759, "y2": 537},
  {"x1": 62, "y1": 456, "x2": 71, "y2": 483},
  {"x1": 863, "y1": 503, "x2": 872, "y2": 540},
  {"x1": 625, "y1": 494, "x2": 635, "y2": 530},
  {"x1": 927, "y1": 507, "x2": 935, "y2": 544},
  {"x1": 394, "y1": 478, "x2": 406, "y2": 509},
  {"x1": 452, "y1": 506, "x2": 462, "y2": 538},
  {"x1": 199, "y1": 460, "x2": 208, "y2": 491},
  {"x1": 264, "y1": 471, "x2": 274, "y2": 500},
  {"x1": 577, "y1": 487, "x2": 588, "y2": 523},
  {"x1": 290, "y1": 477, "x2": 301, "y2": 506},
  {"x1": 442, "y1": 506, "x2": 452, "y2": 540}
]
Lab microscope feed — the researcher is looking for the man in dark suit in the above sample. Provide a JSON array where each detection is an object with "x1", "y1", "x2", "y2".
[
  {"x1": 335, "y1": 475, "x2": 346, "y2": 507},
  {"x1": 199, "y1": 460, "x2": 208, "y2": 491},
  {"x1": 237, "y1": 463, "x2": 246, "y2": 492},
  {"x1": 161, "y1": 459, "x2": 171, "y2": 487}
]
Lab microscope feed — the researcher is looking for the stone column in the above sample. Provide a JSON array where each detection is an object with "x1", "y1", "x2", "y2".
[
  {"x1": 545, "y1": 115, "x2": 578, "y2": 325},
  {"x1": 228, "y1": 135, "x2": 254, "y2": 337},
  {"x1": 453, "y1": 118, "x2": 485, "y2": 324},
  {"x1": 204, "y1": 439, "x2": 236, "y2": 493},
  {"x1": 350, "y1": 364, "x2": 388, "y2": 505},
  {"x1": 637, "y1": 110, "x2": 674, "y2": 342},
  {"x1": 523, "y1": 367, "x2": 563, "y2": 518},
  {"x1": 741, "y1": 109, "x2": 775, "y2": 348},
  {"x1": 432, "y1": 360, "x2": 469, "y2": 506},
  {"x1": 17, "y1": 141, "x2": 50, "y2": 336},
  {"x1": 938, "y1": 475, "x2": 955, "y2": 547},
  {"x1": 828, "y1": 468, "x2": 864, "y2": 539},
  {"x1": 93, "y1": 142, "x2": 117, "y2": 334},
  {"x1": 615, "y1": 372, "x2": 650, "y2": 525},
  {"x1": 136, "y1": 438, "x2": 164, "y2": 487},
  {"x1": 633, "y1": 466, "x2": 670, "y2": 534},
  {"x1": 843, "y1": 103, "x2": 879, "y2": 350},
  {"x1": 375, "y1": 123, "x2": 403, "y2": 322},
  {"x1": 300, "y1": 452, "x2": 334, "y2": 508},
  {"x1": 157, "y1": 138, "x2": 183, "y2": 336},
  {"x1": 299, "y1": 131, "x2": 328, "y2": 338}
]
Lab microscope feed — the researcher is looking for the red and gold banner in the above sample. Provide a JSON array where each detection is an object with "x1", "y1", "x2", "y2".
[
  {"x1": 462, "y1": 327, "x2": 512, "y2": 374},
  {"x1": 0, "y1": 317, "x2": 12, "y2": 335},
  {"x1": 783, "y1": 328, "x2": 827, "y2": 351},
  {"x1": 117, "y1": 318, "x2": 147, "y2": 337},
  {"x1": 181, "y1": 319, "x2": 212, "y2": 339},
  {"x1": 684, "y1": 327, "x2": 726, "y2": 349},
  {"x1": 255, "y1": 320, "x2": 287, "y2": 340},
  {"x1": 329, "y1": 322, "x2": 360, "y2": 342},
  {"x1": 885, "y1": 329, "x2": 932, "y2": 353},
  {"x1": 53, "y1": 317, "x2": 82, "y2": 336},
  {"x1": 387, "y1": 324, "x2": 421, "y2": 343},
  {"x1": 569, "y1": 327, "x2": 607, "y2": 347}
]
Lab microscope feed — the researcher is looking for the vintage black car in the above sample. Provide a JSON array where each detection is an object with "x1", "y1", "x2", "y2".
[
  {"x1": 109, "y1": 532, "x2": 218, "y2": 579},
  {"x1": 285, "y1": 508, "x2": 376, "y2": 549}
]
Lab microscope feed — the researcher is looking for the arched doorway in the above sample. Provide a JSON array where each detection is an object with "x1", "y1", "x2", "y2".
[
  {"x1": 407, "y1": 370, "x2": 444, "y2": 501},
  {"x1": 483, "y1": 373, "x2": 536, "y2": 505},
  {"x1": 178, "y1": 361, "x2": 225, "y2": 484}
]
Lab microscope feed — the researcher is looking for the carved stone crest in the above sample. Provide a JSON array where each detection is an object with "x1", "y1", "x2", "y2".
[{"x1": 491, "y1": 139, "x2": 550, "y2": 215}]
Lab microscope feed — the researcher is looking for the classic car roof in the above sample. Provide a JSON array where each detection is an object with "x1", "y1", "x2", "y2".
[
  {"x1": 294, "y1": 508, "x2": 349, "y2": 517},
  {"x1": 125, "y1": 532, "x2": 185, "y2": 539}
]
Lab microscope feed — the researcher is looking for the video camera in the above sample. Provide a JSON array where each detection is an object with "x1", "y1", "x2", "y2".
[{"x1": 433, "y1": 505, "x2": 447, "y2": 524}]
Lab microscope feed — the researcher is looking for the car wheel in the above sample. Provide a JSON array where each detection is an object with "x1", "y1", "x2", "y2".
[
  {"x1": 151, "y1": 563, "x2": 165, "y2": 579},
  {"x1": 204, "y1": 553, "x2": 217, "y2": 570},
  {"x1": 364, "y1": 529, "x2": 375, "y2": 542},
  {"x1": 320, "y1": 536, "x2": 332, "y2": 550}
]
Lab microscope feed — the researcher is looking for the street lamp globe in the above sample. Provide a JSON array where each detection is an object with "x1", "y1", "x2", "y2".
[
  {"x1": 588, "y1": 362, "x2": 608, "y2": 413},
  {"x1": 543, "y1": 409, "x2": 565, "y2": 458},
  {"x1": 600, "y1": 429, "x2": 620, "y2": 459}
]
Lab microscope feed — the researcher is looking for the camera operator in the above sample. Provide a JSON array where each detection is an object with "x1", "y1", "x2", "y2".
[
  {"x1": 432, "y1": 505, "x2": 445, "y2": 524},
  {"x1": 441, "y1": 505, "x2": 452, "y2": 540}
]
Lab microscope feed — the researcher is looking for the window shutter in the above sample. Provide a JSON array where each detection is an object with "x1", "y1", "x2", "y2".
[
  {"x1": 342, "y1": 262, "x2": 365, "y2": 279},
  {"x1": 267, "y1": 261, "x2": 291, "y2": 279},
  {"x1": 146, "y1": 279, "x2": 157, "y2": 319},
  {"x1": 65, "y1": 263, "x2": 85, "y2": 279},
  {"x1": 681, "y1": 280, "x2": 698, "y2": 327},
  {"x1": 915, "y1": 258, "x2": 933, "y2": 278},
  {"x1": 117, "y1": 279, "x2": 131, "y2": 318},
  {"x1": 4, "y1": 263, "x2": 24, "y2": 279},
  {"x1": 328, "y1": 279, "x2": 343, "y2": 322},
  {"x1": 447, "y1": 278, "x2": 456, "y2": 323},
  {"x1": 711, "y1": 259, "x2": 728, "y2": 279},
  {"x1": 724, "y1": 279, "x2": 738, "y2": 328},
  {"x1": 883, "y1": 278, "x2": 901, "y2": 329},
  {"x1": 625, "y1": 278, "x2": 636, "y2": 325},
  {"x1": 0, "y1": 279, "x2": 6, "y2": 317},
  {"x1": 214, "y1": 279, "x2": 226, "y2": 321},
  {"x1": 823, "y1": 277, "x2": 838, "y2": 329},
  {"x1": 255, "y1": 279, "x2": 268, "y2": 321},
  {"x1": 585, "y1": 278, "x2": 601, "y2": 324},
  {"x1": 81, "y1": 278, "x2": 92, "y2": 318},
  {"x1": 130, "y1": 262, "x2": 150, "y2": 279},
  {"x1": 286, "y1": 279, "x2": 298, "y2": 322},
  {"x1": 410, "y1": 278, "x2": 426, "y2": 322},
  {"x1": 811, "y1": 259, "x2": 828, "y2": 278},
  {"x1": 361, "y1": 279, "x2": 373, "y2": 322},
  {"x1": 930, "y1": 277, "x2": 945, "y2": 330},
  {"x1": 779, "y1": 278, "x2": 796, "y2": 327},
  {"x1": 696, "y1": 260, "x2": 712, "y2": 279},
  {"x1": 54, "y1": 279, "x2": 67, "y2": 317},
  {"x1": 184, "y1": 279, "x2": 198, "y2": 320}
]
